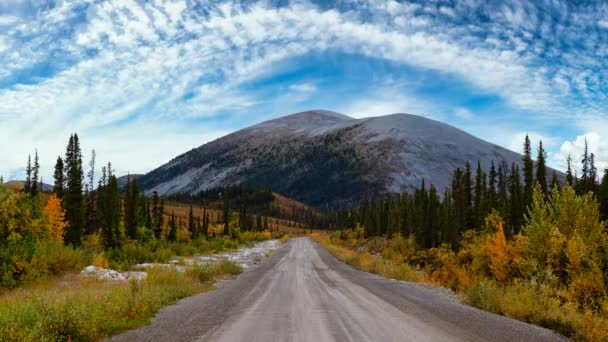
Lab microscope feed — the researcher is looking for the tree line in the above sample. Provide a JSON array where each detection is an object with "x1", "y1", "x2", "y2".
[
  {"x1": 16, "y1": 133, "x2": 284, "y2": 249},
  {"x1": 330, "y1": 135, "x2": 608, "y2": 249}
]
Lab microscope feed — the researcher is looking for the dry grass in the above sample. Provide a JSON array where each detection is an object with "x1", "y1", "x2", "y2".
[
  {"x1": 0, "y1": 262, "x2": 242, "y2": 341},
  {"x1": 312, "y1": 234, "x2": 419, "y2": 282}
]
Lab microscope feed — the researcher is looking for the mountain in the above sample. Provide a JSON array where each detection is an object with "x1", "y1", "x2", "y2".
[
  {"x1": 3, "y1": 180, "x2": 54, "y2": 192},
  {"x1": 139, "y1": 110, "x2": 550, "y2": 207}
]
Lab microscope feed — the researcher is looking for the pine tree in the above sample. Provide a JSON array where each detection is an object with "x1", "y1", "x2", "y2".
[
  {"x1": 188, "y1": 205, "x2": 196, "y2": 239},
  {"x1": 53, "y1": 156, "x2": 64, "y2": 198},
  {"x1": 522, "y1": 134, "x2": 534, "y2": 206},
  {"x1": 31, "y1": 149, "x2": 40, "y2": 196},
  {"x1": 97, "y1": 164, "x2": 121, "y2": 249},
  {"x1": 497, "y1": 160, "x2": 509, "y2": 212},
  {"x1": 487, "y1": 160, "x2": 497, "y2": 210},
  {"x1": 589, "y1": 153, "x2": 598, "y2": 193},
  {"x1": 566, "y1": 154, "x2": 574, "y2": 186},
  {"x1": 579, "y1": 139, "x2": 592, "y2": 194},
  {"x1": 151, "y1": 192, "x2": 163, "y2": 239},
  {"x1": 124, "y1": 176, "x2": 138, "y2": 240},
  {"x1": 599, "y1": 169, "x2": 608, "y2": 220},
  {"x1": 535, "y1": 141, "x2": 547, "y2": 195},
  {"x1": 64, "y1": 134, "x2": 84, "y2": 246},
  {"x1": 463, "y1": 162, "x2": 474, "y2": 229},
  {"x1": 168, "y1": 212, "x2": 177, "y2": 242},
  {"x1": 473, "y1": 161, "x2": 486, "y2": 229},
  {"x1": 203, "y1": 209, "x2": 210, "y2": 238},
  {"x1": 24, "y1": 154, "x2": 32, "y2": 194},
  {"x1": 84, "y1": 150, "x2": 97, "y2": 234},
  {"x1": 508, "y1": 163, "x2": 523, "y2": 234}
]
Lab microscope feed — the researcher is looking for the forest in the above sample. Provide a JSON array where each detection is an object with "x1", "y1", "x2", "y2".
[{"x1": 317, "y1": 135, "x2": 608, "y2": 340}]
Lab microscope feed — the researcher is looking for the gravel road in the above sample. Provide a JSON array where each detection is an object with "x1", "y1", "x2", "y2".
[{"x1": 109, "y1": 237, "x2": 566, "y2": 342}]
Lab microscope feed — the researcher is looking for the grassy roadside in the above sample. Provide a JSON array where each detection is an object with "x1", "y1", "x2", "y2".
[
  {"x1": 0, "y1": 261, "x2": 242, "y2": 341},
  {"x1": 312, "y1": 232, "x2": 608, "y2": 341},
  {"x1": 0, "y1": 230, "x2": 284, "y2": 341},
  {"x1": 312, "y1": 233, "x2": 419, "y2": 282}
]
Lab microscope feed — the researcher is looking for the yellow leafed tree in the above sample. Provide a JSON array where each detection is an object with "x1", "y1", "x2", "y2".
[
  {"x1": 487, "y1": 219, "x2": 508, "y2": 282},
  {"x1": 43, "y1": 194, "x2": 68, "y2": 242}
]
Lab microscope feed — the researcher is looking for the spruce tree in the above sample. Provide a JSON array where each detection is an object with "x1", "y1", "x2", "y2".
[
  {"x1": 535, "y1": 141, "x2": 547, "y2": 195},
  {"x1": 151, "y1": 192, "x2": 163, "y2": 239},
  {"x1": 589, "y1": 153, "x2": 598, "y2": 193},
  {"x1": 188, "y1": 205, "x2": 196, "y2": 239},
  {"x1": 473, "y1": 161, "x2": 486, "y2": 229},
  {"x1": 566, "y1": 154, "x2": 574, "y2": 186},
  {"x1": 463, "y1": 162, "x2": 474, "y2": 229},
  {"x1": 168, "y1": 213, "x2": 177, "y2": 242},
  {"x1": 522, "y1": 134, "x2": 534, "y2": 206},
  {"x1": 508, "y1": 163, "x2": 523, "y2": 234},
  {"x1": 222, "y1": 193, "x2": 230, "y2": 236},
  {"x1": 124, "y1": 176, "x2": 138, "y2": 240},
  {"x1": 98, "y1": 164, "x2": 121, "y2": 249},
  {"x1": 85, "y1": 150, "x2": 97, "y2": 234},
  {"x1": 31, "y1": 149, "x2": 40, "y2": 196},
  {"x1": 53, "y1": 156, "x2": 64, "y2": 198},
  {"x1": 487, "y1": 160, "x2": 497, "y2": 210},
  {"x1": 24, "y1": 154, "x2": 32, "y2": 194},
  {"x1": 64, "y1": 134, "x2": 84, "y2": 246},
  {"x1": 599, "y1": 169, "x2": 608, "y2": 220}
]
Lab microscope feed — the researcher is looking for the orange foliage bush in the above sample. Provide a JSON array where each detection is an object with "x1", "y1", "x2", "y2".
[{"x1": 487, "y1": 220, "x2": 508, "y2": 282}]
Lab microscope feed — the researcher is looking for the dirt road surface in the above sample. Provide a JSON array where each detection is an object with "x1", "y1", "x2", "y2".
[{"x1": 109, "y1": 237, "x2": 565, "y2": 342}]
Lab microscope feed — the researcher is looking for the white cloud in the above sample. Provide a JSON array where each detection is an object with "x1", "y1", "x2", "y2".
[
  {"x1": 555, "y1": 132, "x2": 608, "y2": 176},
  {"x1": 289, "y1": 82, "x2": 317, "y2": 93},
  {"x1": 454, "y1": 108, "x2": 473, "y2": 120},
  {"x1": 0, "y1": 0, "x2": 607, "y2": 180},
  {"x1": 340, "y1": 83, "x2": 443, "y2": 120}
]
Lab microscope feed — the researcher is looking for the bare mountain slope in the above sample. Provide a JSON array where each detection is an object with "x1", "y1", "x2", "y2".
[{"x1": 139, "y1": 110, "x2": 534, "y2": 207}]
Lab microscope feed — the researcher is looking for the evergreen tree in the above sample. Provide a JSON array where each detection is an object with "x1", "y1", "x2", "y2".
[
  {"x1": 151, "y1": 192, "x2": 163, "y2": 239},
  {"x1": 589, "y1": 153, "x2": 598, "y2": 193},
  {"x1": 188, "y1": 205, "x2": 196, "y2": 239},
  {"x1": 497, "y1": 160, "x2": 509, "y2": 212},
  {"x1": 168, "y1": 212, "x2": 177, "y2": 242},
  {"x1": 487, "y1": 160, "x2": 497, "y2": 210},
  {"x1": 566, "y1": 154, "x2": 574, "y2": 186},
  {"x1": 124, "y1": 176, "x2": 139, "y2": 240},
  {"x1": 473, "y1": 161, "x2": 486, "y2": 229},
  {"x1": 98, "y1": 165, "x2": 121, "y2": 248},
  {"x1": 522, "y1": 134, "x2": 534, "y2": 206},
  {"x1": 202, "y1": 208, "x2": 209, "y2": 238},
  {"x1": 24, "y1": 154, "x2": 32, "y2": 194},
  {"x1": 53, "y1": 156, "x2": 64, "y2": 198},
  {"x1": 31, "y1": 149, "x2": 40, "y2": 196},
  {"x1": 599, "y1": 169, "x2": 608, "y2": 220},
  {"x1": 535, "y1": 141, "x2": 547, "y2": 195},
  {"x1": 463, "y1": 162, "x2": 474, "y2": 229},
  {"x1": 64, "y1": 134, "x2": 84, "y2": 246},
  {"x1": 508, "y1": 163, "x2": 523, "y2": 235},
  {"x1": 84, "y1": 150, "x2": 97, "y2": 234}
]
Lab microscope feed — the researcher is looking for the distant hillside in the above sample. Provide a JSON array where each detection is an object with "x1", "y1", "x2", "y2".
[
  {"x1": 139, "y1": 110, "x2": 562, "y2": 207},
  {"x1": 3, "y1": 180, "x2": 53, "y2": 192}
]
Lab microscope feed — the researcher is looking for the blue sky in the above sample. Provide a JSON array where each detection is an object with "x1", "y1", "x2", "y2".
[{"x1": 1, "y1": 0, "x2": 607, "y2": 182}]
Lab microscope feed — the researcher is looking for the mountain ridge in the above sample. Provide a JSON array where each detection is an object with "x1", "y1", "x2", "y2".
[{"x1": 139, "y1": 110, "x2": 556, "y2": 207}]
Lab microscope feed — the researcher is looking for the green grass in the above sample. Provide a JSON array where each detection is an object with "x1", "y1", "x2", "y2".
[{"x1": 0, "y1": 262, "x2": 243, "y2": 341}]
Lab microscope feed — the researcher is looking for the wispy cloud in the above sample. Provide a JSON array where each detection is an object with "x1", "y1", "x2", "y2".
[{"x1": 0, "y1": 0, "x2": 606, "y2": 178}]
